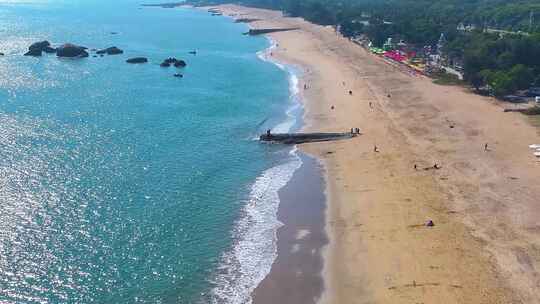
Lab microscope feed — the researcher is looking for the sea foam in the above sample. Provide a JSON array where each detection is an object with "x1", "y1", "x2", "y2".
[{"x1": 209, "y1": 37, "x2": 304, "y2": 304}]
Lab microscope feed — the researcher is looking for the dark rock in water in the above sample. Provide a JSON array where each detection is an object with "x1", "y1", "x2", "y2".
[
  {"x1": 24, "y1": 49, "x2": 42, "y2": 56},
  {"x1": 163, "y1": 57, "x2": 177, "y2": 64},
  {"x1": 43, "y1": 46, "x2": 57, "y2": 53},
  {"x1": 110, "y1": 32, "x2": 118, "y2": 35},
  {"x1": 161, "y1": 57, "x2": 186, "y2": 67},
  {"x1": 56, "y1": 43, "x2": 88, "y2": 58},
  {"x1": 29, "y1": 40, "x2": 50, "y2": 52},
  {"x1": 93, "y1": 55, "x2": 98, "y2": 58},
  {"x1": 188, "y1": 50, "x2": 197, "y2": 55},
  {"x1": 96, "y1": 46, "x2": 123, "y2": 55},
  {"x1": 126, "y1": 57, "x2": 148, "y2": 64},
  {"x1": 173, "y1": 73, "x2": 183, "y2": 78},
  {"x1": 24, "y1": 40, "x2": 52, "y2": 56},
  {"x1": 0, "y1": 52, "x2": 4, "y2": 56},
  {"x1": 174, "y1": 60, "x2": 186, "y2": 68},
  {"x1": 100, "y1": 54, "x2": 104, "y2": 57}
]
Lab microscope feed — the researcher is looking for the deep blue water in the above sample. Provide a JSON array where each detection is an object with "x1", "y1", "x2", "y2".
[{"x1": 0, "y1": 1, "x2": 295, "y2": 303}]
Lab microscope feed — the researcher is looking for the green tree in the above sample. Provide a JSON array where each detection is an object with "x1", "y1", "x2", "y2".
[{"x1": 508, "y1": 64, "x2": 534, "y2": 90}]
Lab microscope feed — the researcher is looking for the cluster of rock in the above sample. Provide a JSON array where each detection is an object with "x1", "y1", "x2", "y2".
[
  {"x1": 23, "y1": 41, "x2": 127, "y2": 59},
  {"x1": 21, "y1": 41, "x2": 188, "y2": 78},
  {"x1": 24, "y1": 41, "x2": 90, "y2": 58},
  {"x1": 57, "y1": 44, "x2": 89, "y2": 58},
  {"x1": 159, "y1": 57, "x2": 187, "y2": 68},
  {"x1": 24, "y1": 41, "x2": 57, "y2": 56}
]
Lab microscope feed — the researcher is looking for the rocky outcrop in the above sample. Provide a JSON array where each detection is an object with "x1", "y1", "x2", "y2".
[
  {"x1": 0, "y1": 52, "x2": 4, "y2": 56},
  {"x1": 43, "y1": 46, "x2": 57, "y2": 53},
  {"x1": 56, "y1": 43, "x2": 88, "y2": 58},
  {"x1": 24, "y1": 49, "x2": 42, "y2": 56},
  {"x1": 24, "y1": 40, "x2": 52, "y2": 56},
  {"x1": 126, "y1": 57, "x2": 148, "y2": 64},
  {"x1": 174, "y1": 60, "x2": 186, "y2": 67},
  {"x1": 96, "y1": 46, "x2": 123, "y2": 55},
  {"x1": 160, "y1": 58, "x2": 187, "y2": 68},
  {"x1": 30, "y1": 41, "x2": 50, "y2": 50}
]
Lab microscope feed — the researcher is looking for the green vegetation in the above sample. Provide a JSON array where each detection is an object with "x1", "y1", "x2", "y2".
[{"x1": 189, "y1": 0, "x2": 540, "y2": 96}]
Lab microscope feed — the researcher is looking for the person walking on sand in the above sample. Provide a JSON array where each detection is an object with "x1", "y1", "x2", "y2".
[
  {"x1": 484, "y1": 143, "x2": 489, "y2": 151},
  {"x1": 374, "y1": 145, "x2": 379, "y2": 153}
]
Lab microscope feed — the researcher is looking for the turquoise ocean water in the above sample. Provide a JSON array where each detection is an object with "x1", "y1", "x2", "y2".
[{"x1": 0, "y1": 1, "x2": 302, "y2": 303}]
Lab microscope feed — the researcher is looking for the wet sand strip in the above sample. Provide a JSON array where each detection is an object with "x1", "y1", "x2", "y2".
[{"x1": 252, "y1": 152, "x2": 328, "y2": 304}]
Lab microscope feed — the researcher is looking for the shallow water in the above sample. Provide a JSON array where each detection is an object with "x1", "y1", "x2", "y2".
[{"x1": 0, "y1": 1, "x2": 296, "y2": 303}]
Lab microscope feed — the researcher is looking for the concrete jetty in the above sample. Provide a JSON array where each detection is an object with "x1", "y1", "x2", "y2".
[
  {"x1": 245, "y1": 28, "x2": 299, "y2": 36},
  {"x1": 235, "y1": 18, "x2": 261, "y2": 23},
  {"x1": 260, "y1": 132, "x2": 358, "y2": 144}
]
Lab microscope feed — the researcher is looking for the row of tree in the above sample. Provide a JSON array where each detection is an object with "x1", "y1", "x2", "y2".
[{"x1": 189, "y1": 0, "x2": 540, "y2": 96}]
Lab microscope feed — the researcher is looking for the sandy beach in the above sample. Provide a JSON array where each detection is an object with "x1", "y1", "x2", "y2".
[{"x1": 217, "y1": 5, "x2": 540, "y2": 303}]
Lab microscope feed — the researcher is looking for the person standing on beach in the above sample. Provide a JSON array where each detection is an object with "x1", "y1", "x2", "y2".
[{"x1": 485, "y1": 143, "x2": 489, "y2": 151}]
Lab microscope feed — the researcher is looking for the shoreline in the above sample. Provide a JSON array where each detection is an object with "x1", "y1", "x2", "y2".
[
  {"x1": 249, "y1": 13, "x2": 329, "y2": 304},
  {"x1": 200, "y1": 6, "x2": 325, "y2": 303},
  {"x1": 251, "y1": 152, "x2": 327, "y2": 304},
  {"x1": 216, "y1": 4, "x2": 540, "y2": 304}
]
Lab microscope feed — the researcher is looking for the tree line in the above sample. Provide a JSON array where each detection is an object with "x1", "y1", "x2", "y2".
[{"x1": 189, "y1": 0, "x2": 540, "y2": 96}]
